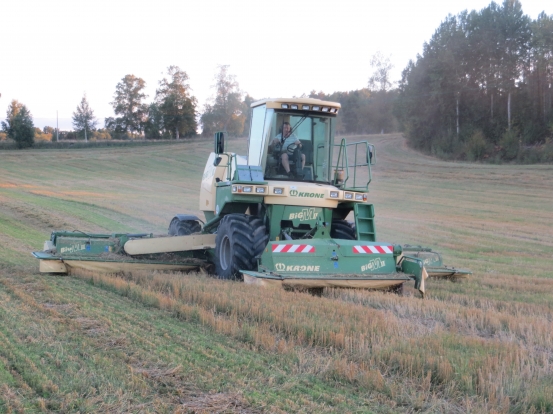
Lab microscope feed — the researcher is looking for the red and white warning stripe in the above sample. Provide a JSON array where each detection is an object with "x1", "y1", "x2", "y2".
[
  {"x1": 353, "y1": 245, "x2": 394, "y2": 254},
  {"x1": 272, "y1": 244, "x2": 315, "y2": 253}
]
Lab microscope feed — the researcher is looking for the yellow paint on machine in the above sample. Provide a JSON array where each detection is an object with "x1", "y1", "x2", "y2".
[
  {"x1": 426, "y1": 269, "x2": 470, "y2": 278},
  {"x1": 39, "y1": 260, "x2": 200, "y2": 274},
  {"x1": 39, "y1": 259, "x2": 68, "y2": 273},
  {"x1": 243, "y1": 274, "x2": 405, "y2": 290},
  {"x1": 124, "y1": 234, "x2": 216, "y2": 256}
]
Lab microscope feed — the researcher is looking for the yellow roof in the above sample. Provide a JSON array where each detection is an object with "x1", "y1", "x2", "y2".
[{"x1": 251, "y1": 97, "x2": 341, "y2": 110}]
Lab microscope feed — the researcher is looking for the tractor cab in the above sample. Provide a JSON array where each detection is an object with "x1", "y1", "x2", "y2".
[{"x1": 248, "y1": 98, "x2": 375, "y2": 191}]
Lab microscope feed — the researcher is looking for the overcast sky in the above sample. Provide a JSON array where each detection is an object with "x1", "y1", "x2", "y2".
[{"x1": 1, "y1": 0, "x2": 551, "y2": 129}]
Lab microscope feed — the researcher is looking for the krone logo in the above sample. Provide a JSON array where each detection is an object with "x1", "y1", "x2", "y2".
[
  {"x1": 275, "y1": 263, "x2": 286, "y2": 271},
  {"x1": 289, "y1": 190, "x2": 324, "y2": 199}
]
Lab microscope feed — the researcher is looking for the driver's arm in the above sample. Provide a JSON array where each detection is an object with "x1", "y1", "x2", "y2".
[{"x1": 269, "y1": 137, "x2": 281, "y2": 152}]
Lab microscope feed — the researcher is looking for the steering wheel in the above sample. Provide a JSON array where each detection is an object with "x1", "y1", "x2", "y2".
[{"x1": 286, "y1": 143, "x2": 298, "y2": 155}]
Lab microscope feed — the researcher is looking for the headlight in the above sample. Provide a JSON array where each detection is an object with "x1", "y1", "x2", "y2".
[
  {"x1": 291, "y1": 104, "x2": 298, "y2": 110},
  {"x1": 232, "y1": 186, "x2": 237, "y2": 192},
  {"x1": 243, "y1": 186, "x2": 253, "y2": 193},
  {"x1": 273, "y1": 188, "x2": 284, "y2": 195},
  {"x1": 302, "y1": 105, "x2": 310, "y2": 110},
  {"x1": 355, "y1": 193, "x2": 364, "y2": 200},
  {"x1": 330, "y1": 191, "x2": 339, "y2": 198},
  {"x1": 330, "y1": 108, "x2": 337, "y2": 113},
  {"x1": 256, "y1": 187, "x2": 266, "y2": 193},
  {"x1": 281, "y1": 104, "x2": 289, "y2": 109},
  {"x1": 344, "y1": 192, "x2": 353, "y2": 199},
  {"x1": 312, "y1": 106, "x2": 320, "y2": 111},
  {"x1": 322, "y1": 107, "x2": 329, "y2": 112}
]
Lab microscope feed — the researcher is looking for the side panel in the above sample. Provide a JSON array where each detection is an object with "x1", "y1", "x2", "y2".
[
  {"x1": 199, "y1": 153, "x2": 229, "y2": 214},
  {"x1": 39, "y1": 259, "x2": 67, "y2": 273},
  {"x1": 263, "y1": 183, "x2": 339, "y2": 208},
  {"x1": 259, "y1": 240, "x2": 400, "y2": 275}
]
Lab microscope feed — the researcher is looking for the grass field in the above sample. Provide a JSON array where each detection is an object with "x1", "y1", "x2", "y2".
[{"x1": 1, "y1": 134, "x2": 552, "y2": 413}]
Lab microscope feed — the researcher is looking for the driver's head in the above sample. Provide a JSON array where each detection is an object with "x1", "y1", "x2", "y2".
[{"x1": 282, "y1": 122, "x2": 291, "y2": 136}]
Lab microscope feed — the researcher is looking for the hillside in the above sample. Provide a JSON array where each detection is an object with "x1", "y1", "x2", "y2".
[{"x1": 1, "y1": 134, "x2": 552, "y2": 412}]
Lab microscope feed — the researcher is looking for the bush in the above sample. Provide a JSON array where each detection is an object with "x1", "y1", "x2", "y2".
[
  {"x1": 543, "y1": 140, "x2": 553, "y2": 163},
  {"x1": 465, "y1": 130, "x2": 489, "y2": 161},
  {"x1": 91, "y1": 129, "x2": 112, "y2": 140},
  {"x1": 499, "y1": 129, "x2": 520, "y2": 161}
]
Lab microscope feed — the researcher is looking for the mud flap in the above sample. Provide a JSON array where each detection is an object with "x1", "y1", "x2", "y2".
[{"x1": 400, "y1": 256, "x2": 428, "y2": 298}]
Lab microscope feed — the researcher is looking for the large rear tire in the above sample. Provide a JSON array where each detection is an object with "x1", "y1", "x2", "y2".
[
  {"x1": 215, "y1": 214, "x2": 268, "y2": 280},
  {"x1": 168, "y1": 218, "x2": 201, "y2": 236},
  {"x1": 330, "y1": 220, "x2": 356, "y2": 240}
]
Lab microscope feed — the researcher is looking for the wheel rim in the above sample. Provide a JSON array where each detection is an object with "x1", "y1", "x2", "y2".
[{"x1": 220, "y1": 234, "x2": 231, "y2": 271}]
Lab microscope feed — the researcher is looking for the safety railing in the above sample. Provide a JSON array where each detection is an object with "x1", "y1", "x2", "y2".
[{"x1": 332, "y1": 138, "x2": 375, "y2": 191}]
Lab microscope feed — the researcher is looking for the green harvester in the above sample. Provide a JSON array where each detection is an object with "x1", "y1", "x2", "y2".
[{"x1": 33, "y1": 98, "x2": 471, "y2": 297}]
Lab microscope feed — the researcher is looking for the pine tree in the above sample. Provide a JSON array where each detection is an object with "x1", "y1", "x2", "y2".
[{"x1": 72, "y1": 94, "x2": 97, "y2": 142}]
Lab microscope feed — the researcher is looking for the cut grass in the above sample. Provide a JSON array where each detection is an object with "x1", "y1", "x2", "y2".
[{"x1": 0, "y1": 270, "x2": 395, "y2": 413}]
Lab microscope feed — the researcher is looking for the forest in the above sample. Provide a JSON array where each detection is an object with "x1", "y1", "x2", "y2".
[{"x1": 394, "y1": 1, "x2": 553, "y2": 162}]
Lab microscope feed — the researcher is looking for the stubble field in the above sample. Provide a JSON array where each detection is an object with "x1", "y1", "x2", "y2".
[{"x1": 0, "y1": 134, "x2": 552, "y2": 413}]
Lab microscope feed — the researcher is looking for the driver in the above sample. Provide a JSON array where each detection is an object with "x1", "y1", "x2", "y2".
[{"x1": 270, "y1": 122, "x2": 305, "y2": 176}]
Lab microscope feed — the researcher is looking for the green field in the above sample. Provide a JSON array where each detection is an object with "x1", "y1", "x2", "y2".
[{"x1": 1, "y1": 134, "x2": 552, "y2": 413}]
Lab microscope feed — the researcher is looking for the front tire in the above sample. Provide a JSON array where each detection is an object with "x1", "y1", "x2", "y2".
[
  {"x1": 168, "y1": 218, "x2": 201, "y2": 236},
  {"x1": 215, "y1": 214, "x2": 268, "y2": 280},
  {"x1": 330, "y1": 220, "x2": 356, "y2": 240}
]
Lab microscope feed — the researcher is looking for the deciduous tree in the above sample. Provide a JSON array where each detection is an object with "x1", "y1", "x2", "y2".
[
  {"x1": 201, "y1": 65, "x2": 246, "y2": 137},
  {"x1": 110, "y1": 74, "x2": 148, "y2": 136},
  {"x1": 368, "y1": 52, "x2": 395, "y2": 92},
  {"x1": 143, "y1": 103, "x2": 164, "y2": 139},
  {"x1": 156, "y1": 66, "x2": 197, "y2": 139},
  {"x1": 1, "y1": 100, "x2": 35, "y2": 149}
]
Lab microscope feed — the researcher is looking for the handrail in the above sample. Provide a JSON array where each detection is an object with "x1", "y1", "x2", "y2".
[
  {"x1": 222, "y1": 152, "x2": 239, "y2": 182},
  {"x1": 331, "y1": 139, "x2": 372, "y2": 191}
]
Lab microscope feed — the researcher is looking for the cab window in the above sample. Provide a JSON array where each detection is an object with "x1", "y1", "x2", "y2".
[{"x1": 263, "y1": 112, "x2": 333, "y2": 183}]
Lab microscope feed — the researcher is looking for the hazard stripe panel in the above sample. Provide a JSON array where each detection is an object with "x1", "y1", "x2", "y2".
[
  {"x1": 272, "y1": 244, "x2": 315, "y2": 253},
  {"x1": 352, "y1": 245, "x2": 394, "y2": 254}
]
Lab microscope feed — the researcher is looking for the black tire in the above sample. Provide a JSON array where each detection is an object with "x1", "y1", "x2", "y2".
[
  {"x1": 168, "y1": 218, "x2": 201, "y2": 236},
  {"x1": 215, "y1": 214, "x2": 268, "y2": 280},
  {"x1": 330, "y1": 220, "x2": 356, "y2": 240}
]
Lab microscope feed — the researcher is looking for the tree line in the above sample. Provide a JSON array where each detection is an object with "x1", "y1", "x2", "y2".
[
  {"x1": 101, "y1": 64, "x2": 254, "y2": 140},
  {"x1": 394, "y1": 0, "x2": 553, "y2": 162},
  {"x1": 5, "y1": 1, "x2": 551, "y2": 164},
  {"x1": 2, "y1": 59, "x2": 400, "y2": 148}
]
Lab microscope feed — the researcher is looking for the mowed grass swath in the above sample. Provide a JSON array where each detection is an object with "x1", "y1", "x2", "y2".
[{"x1": 1, "y1": 134, "x2": 553, "y2": 412}]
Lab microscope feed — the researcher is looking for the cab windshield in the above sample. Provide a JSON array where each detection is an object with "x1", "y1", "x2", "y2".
[{"x1": 262, "y1": 112, "x2": 334, "y2": 183}]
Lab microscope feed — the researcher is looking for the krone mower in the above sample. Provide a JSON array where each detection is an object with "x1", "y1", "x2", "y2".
[{"x1": 33, "y1": 98, "x2": 470, "y2": 297}]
